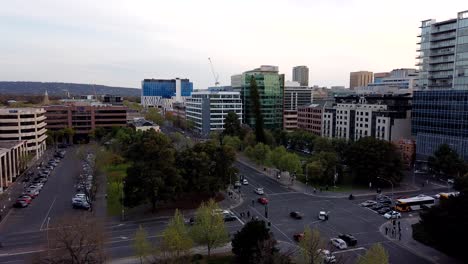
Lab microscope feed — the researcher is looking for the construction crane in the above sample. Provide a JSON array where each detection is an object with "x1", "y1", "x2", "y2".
[{"x1": 208, "y1": 57, "x2": 220, "y2": 86}]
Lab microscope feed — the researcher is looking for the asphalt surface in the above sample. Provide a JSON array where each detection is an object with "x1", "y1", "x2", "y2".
[{"x1": 0, "y1": 143, "x2": 448, "y2": 263}]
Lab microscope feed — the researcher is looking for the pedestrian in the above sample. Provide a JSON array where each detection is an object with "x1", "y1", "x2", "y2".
[
  {"x1": 399, "y1": 233, "x2": 402, "y2": 241},
  {"x1": 247, "y1": 211, "x2": 250, "y2": 218},
  {"x1": 399, "y1": 226, "x2": 401, "y2": 233},
  {"x1": 393, "y1": 220, "x2": 396, "y2": 226},
  {"x1": 252, "y1": 199, "x2": 255, "y2": 206},
  {"x1": 398, "y1": 221, "x2": 401, "y2": 228},
  {"x1": 313, "y1": 188, "x2": 316, "y2": 193},
  {"x1": 391, "y1": 229, "x2": 394, "y2": 237},
  {"x1": 385, "y1": 226, "x2": 388, "y2": 235}
]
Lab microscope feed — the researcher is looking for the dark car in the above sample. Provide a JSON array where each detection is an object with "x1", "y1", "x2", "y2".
[
  {"x1": 338, "y1": 234, "x2": 357, "y2": 246},
  {"x1": 293, "y1": 233, "x2": 304, "y2": 242},
  {"x1": 13, "y1": 200, "x2": 28, "y2": 208},
  {"x1": 370, "y1": 203, "x2": 385, "y2": 211},
  {"x1": 377, "y1": 207, "x2": 392, "y2": 215},
  {"x1": 290, "y1": 211, "x2": 303, "y2": 219},
  {"x1": 223, "y1": 213, "x2": 237, "y2": 222}
]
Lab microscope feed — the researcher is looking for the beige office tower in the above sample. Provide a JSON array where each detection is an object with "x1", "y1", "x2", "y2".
[{"x1": 349, "y1": 71, "x2": 373, "y2": 90}]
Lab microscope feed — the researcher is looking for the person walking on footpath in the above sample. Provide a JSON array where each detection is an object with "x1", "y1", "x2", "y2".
[
  {"x1": 252, "y1": 199, "x2": 255, "y2": 206},
  {"x1": 247, "y1": 211, "x2": 250, "y2": 218},
  {"x1": 385, "y1": 226, "x2": 388, "y2": 235}
]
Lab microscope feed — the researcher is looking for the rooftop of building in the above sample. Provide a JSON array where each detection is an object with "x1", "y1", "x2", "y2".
[
  {"x1": 129, "y1": 118, "x2": 157, "y2": 127},
  {"x1": 244, "y1": 65, "x2": 279, "y2": 73},
  {"x1": 142, "y1": 78, "x2": 191, "y2": 82},
  {"x1": 0, "y1": 140, "x2": 25, "y2": 150},
  {"x1": 0, "y1": 107, "x2": 45, "y2": 114}
]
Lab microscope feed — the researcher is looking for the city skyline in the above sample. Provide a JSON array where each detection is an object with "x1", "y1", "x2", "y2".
[{"x1": 1, "y1": 1, "x2": 467, "y2": 89}]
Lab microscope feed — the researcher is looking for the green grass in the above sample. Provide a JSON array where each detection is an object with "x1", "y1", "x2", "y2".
[{"x1": 105, "y1": 163, "x2": 129, "y2": 216}]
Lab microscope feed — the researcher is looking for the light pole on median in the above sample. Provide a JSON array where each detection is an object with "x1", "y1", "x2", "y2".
[
  {"x1": 377, "y1": 177, "x2": 394, "y2": 207},
  {"x1": 46, "y1": 217, "x2": 51, "y2": 257}
]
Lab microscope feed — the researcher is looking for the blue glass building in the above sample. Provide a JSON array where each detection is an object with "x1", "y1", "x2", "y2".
[
  {"x1": 141, "y1": 79, "x2": 193, "y2": 98},
  {"x1": 413, "y1": 11, "x2": 468, "y2": 161}
]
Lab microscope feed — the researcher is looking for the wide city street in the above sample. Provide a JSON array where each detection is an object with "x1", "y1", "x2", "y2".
[{"x1": 0, "y1": 146, "x2": 449, "y2": 263}]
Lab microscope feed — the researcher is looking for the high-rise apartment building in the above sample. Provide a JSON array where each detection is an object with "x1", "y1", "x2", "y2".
[
  {"x1": 234, "y1": 65, "x2": 284, "y2": 130},
  {"x1": 356, "y1": 68, "x2": 418, "y2": 94},
  {"x1": 186, "y1": 89, "x2": 242, "y2": 135},
  {"x1": 292, "y1": 66, "x2": 309, "y2": 86},
  {"x1": 413, "y1": 11, "x2": 468, "y2": 160},
  {"x1": 141, "y1": 78, "x2": 193, "y2": 109},
  {"x1": 350, "y1": 71, "x2": 373, "y2": 90}
]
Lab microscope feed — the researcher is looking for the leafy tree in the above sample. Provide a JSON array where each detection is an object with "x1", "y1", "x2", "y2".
[
  {"x1": 124, "y1": 130, "x2": 182, "y2": 212},
  {"x1": 232, "y1": 220, "x2": 285, "y2": 264},
  {"x1": 177, "y1": 141, "x2": 237, "y2": 195},
  {"x1": 264, "y1": 129, "x2": 276, "y2": 147},
  {"x1": 287, "y1": 130, "x2": 316, "y2": 152},
  {"x1": 428, "y1": 144, "x2": 465, "y2": 178},
  {"x1": 270, "y1": 146, "x2": 288, "y2": 169},
  {"x1": 310, "y1": 152, "x2": 338, "y2": 185},
  {"x1": 243, "y1": 130, "x2": 257, "y2": 147},
  {"x1": 272, "y1": 128, "x2": 289, "y2": 147},
  {"x1": 345, "y1": 137, "x2": 403, "y2": 186},
  {"x1": 246, "y1": 143, "x2": 271, "y2": 165},
  {"x1": 190, "y1": 200, "x2": 229, "y2": 257},
  {"x1": 145, "y1": 108, "x2": 164, "y2": 125},
  {"x1": 249, "y1": 76, "x2": 265, "y2": 143},
  {"x1": 134, "y1": 225, "x2": 152, "y2": 264},
  {"x1": 313, "y1": 137, "x2": 334, "y2": 153},
  {"x1": 161, "y1": 209, "x2": 193, "y2": 259},
  {"x1": 413, "y1": 192, "x2": 468, "y2": 262},
  {"x1": 356, "y1": 243, "x2": 389, "y2": 264},
  {"x1": 296, "y1": 227, "x2": 327, "y2": 264},
  {"x1": 62, "y1": 127, "x2": 75, "y2": 144},
  {"x1": 223, "y1": 111, "x2": 242, "y2": 137},
  {"x1": 92, "y1": 127, "x2": 108, "y2": 142},
  {"x1": 223, "y1": 135, "x2": 242, "y2": 151},
  {"x1": 306, "y1": 161, "x2": 324, "y2": 185},
  {"x1": 278, "y1": 152, "x2": 302, "y2": 175}
]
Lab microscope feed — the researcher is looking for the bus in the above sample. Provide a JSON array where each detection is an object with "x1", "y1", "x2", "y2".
[{"x1": 395, "y1": 195, "x2": 435, "y2": 212}]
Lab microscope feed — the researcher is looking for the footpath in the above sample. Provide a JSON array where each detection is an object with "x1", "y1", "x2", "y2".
[
  {"x1": 380, "y1": 217, "x2": 461, "y2": 264},
  {"x1": 236, "y1": 154, "x2": 421, "y2": 198}
]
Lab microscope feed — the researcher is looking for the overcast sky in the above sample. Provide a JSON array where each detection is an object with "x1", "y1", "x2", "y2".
[{"x1": 1, "y1": 1, "x2": 467, "y2": 90}]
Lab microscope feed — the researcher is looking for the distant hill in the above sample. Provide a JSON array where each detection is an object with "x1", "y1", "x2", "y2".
[{"x1": 0, "y1": 81, "x2": 140, "y2": 97}]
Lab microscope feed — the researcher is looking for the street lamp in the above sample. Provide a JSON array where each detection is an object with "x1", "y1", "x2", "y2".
[
  {"x1": 46, "y1": 217, "x2": 51, "y2": 257},
  {"x1": 121, "y1": 180, "x2": 125, "y2": 221},
  {"x1": 377, "y1": 177, "x2": 394, "y2": 207}
]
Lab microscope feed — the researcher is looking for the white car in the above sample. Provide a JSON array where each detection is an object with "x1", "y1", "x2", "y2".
[
  {"x1": 318, "y1": 211, "x2": 328, "y2": 221},
  {"x1": 317, "y1": 249, "x2": 336, "y2": 263},
  {"x1": 330, "y1": 238, "x2": 347, "y2": 249},
  {"x1": 242, "y1": 179, "x2": 249, "y2": 185},
  {"x1": 254, "y1": 188, "x2": 264, "y2": 195},
  {"x1": 384, "y1": 211, "x2": 401, "y2": 219},
  {"x1": 234, "y1": 181, "x2": 241, "y2": 187},
  {"x1": 360, "y1": 200, "x2": 377, "y2": 207},
  {"x1": 447, "y1": 178, "x2": 455, "y2": 184}
]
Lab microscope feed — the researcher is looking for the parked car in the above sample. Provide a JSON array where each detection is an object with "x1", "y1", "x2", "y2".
[
  {"x1": 330, "y1": 238, "x2": 347, "y2": 249},
  {"x1": 254, "y1": 188, "x2": 264, "y2": 195},
  {"x1": 360, "y1": 200, "x2": 377, "y2": 207},
  {"x1": 23, "y1": 189, "x2": 39, "y2": 198},
  {"x1": 317, "y1": 249, "x2": 336, "y2": 263},
  {"x1": 223, "y1": 212, "x2": 237, "y2": 222},
  {"x1": 72, "y1": 198, "x2": 90, "y2": 210},
  {"x1": 384, "y1": 211, "x2": 401, "y2": 219},
  {"x1": 369, "y1": 203, "x2": 385, "y2": 211},
  {"x1": 338, "y1": 234, "x2": 357, "y2": 246},
  {"x1": 377, "y1": 207, "x2": 392, "y2": 215},
  {"x1": 447, "y1": 178, "x2": 455, "y2": 184},
  {"x1": 258, "y1": 197, "x2": 268, "y2": 205},
  {"x1": 242, "y1": 179, "x2": 249, "y2": 185},
  {"x1": 293, "y1": 233, "x2": 304, "y2": 242},
  {"x1": 234, "y1": 181, "x2": 241, "y2": 188},
  {"x1": 13, "y1": 200, "x2": 28, "y2": 208},
  {"x1": 290, "y1": 211, "x2": 303, "y2": 219},
  {"x1": 17, "y1": 195, "x2": 33, "y2": 204}
]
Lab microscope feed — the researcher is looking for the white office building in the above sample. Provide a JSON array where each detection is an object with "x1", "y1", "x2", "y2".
[{"x1": 186, "y1": 89, "x2": 242, "y2": 135}]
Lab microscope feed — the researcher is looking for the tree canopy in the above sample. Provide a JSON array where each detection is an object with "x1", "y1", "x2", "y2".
[
  {"x1": 345, "y1": 137, "x2": 403, "y2": 185},
  {"x1": 223, "y1": 111, "x2": 242, "y2": 137},
  {"x1": 232, "y1": 220, "x2": 282, "y2": 264},
  {"x1": 356, "y1": 244, "x2": 389, "y2": 264},
  {"x1": 428, "y1": 144, "x2": 465, "y2": 178}
]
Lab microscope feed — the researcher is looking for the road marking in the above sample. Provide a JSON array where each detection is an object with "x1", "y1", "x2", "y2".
[
  {"x1": 39, "y1": 196, "x2": 56, "y2": 231},
  {"x1": 267, "y1": 192, "x2": 299, "y2": 196},
  {"x1": 249, "y1": 205, "x2": 293, "y2": 243},
  {"x1": 333, "y1": 247, "x2": 366, "y2": 254}
]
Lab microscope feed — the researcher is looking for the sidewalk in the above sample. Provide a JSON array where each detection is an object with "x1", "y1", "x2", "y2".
[
  {"x1": 109, "y1": 243, "x2": 232, "y2": 264},
  {"x1": 379, "y1": 217, "x2": 461, "y2": 264},
  {"x1": 236, "y1": 154, "x2": 422, "y2": 198}
]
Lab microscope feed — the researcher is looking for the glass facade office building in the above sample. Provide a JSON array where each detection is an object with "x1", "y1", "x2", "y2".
[
  {"x1": 141, "y1": 79, "x2": 193, "y2": 98},
  {"x1": 240, "y1": 66, "x2": 284, "y2": 130},
  {"x1": 413, "y1": 11, "x2": 468, "y2": 160}
]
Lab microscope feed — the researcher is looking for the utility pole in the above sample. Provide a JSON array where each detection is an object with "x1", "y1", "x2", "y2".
[{"x1": 47, "y1": 217, "x2": 51, "y2": 257}]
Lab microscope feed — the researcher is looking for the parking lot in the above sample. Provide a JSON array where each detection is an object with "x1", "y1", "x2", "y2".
[{"x1": 0, "y1": 146, "x2": 95, "y2": 253}]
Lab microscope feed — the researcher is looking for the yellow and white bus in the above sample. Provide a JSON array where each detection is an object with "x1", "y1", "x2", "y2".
[{"x1": 395, "y1": 195, "x2": 435, "y2": 212}]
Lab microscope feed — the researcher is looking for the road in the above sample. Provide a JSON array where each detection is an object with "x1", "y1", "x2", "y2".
[{"x1": 0, "y1": 145, "x2": 445, "y2": 263}]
